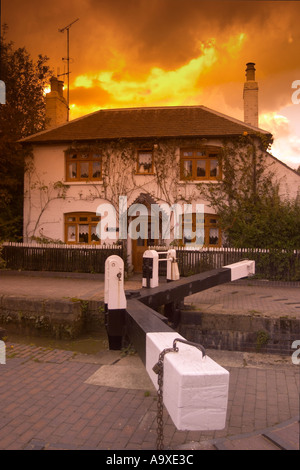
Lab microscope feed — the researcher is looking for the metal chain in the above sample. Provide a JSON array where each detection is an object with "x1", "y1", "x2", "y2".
[{"x1": 153, "y1": 345, "x2": 178, "y2": 451}]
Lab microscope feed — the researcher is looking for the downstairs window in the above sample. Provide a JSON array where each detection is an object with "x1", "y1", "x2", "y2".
[{"x1": 65, "y1": 212, "x2": 101, "y2": 244}]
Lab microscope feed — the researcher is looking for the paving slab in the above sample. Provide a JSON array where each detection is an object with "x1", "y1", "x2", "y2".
[
  {"x1": 262, "y1": 419, "x2": 300, "y2": 450},
  {"x1": 0, "y1": 272, "x2": 299, "y2": 450},
  {"x1": 0, "y1": 340, "x2": 299, "y2": 451},
  {"x1": 184, "y1": 283, "x2": 300, "y2": 318},
  {"x1": 214, "y1": 417, "x2": 300, "y2": 450}
]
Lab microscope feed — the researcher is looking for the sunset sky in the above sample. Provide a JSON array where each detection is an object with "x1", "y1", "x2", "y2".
[{"x1": 2, "y1": 0, "x2": 300, "y2": 169}]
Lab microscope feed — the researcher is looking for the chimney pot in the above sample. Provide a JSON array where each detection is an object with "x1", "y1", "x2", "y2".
[
  {"x1": 58, "y1": 80, "x2": 64, "y2": 97},
  {"x1": 246, "y1": 62, "x2": 256, "y2": 81},
  {"x1": 50, "y1": 76, "x2": 59, "y2": 93}
]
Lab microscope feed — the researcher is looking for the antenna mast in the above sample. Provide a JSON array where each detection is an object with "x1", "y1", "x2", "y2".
[{"x1": 58, "y1": 18, "x2": 79, "y2": 121}]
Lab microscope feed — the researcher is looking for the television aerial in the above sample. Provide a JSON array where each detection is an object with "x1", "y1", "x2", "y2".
[{"x1": 58, "y1": 18, "x2": 79, "y2": 121}]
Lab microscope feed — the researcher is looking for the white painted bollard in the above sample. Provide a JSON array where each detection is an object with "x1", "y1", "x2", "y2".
[
  {"x1": 142, "y1": 250, "x2": 159, "y2": 288},
  {"x1": 166, "y1": 249, "x2": 180, "y2": 282},
  {"x1": 104, "y1": 255, "x2": 127, "y2": 349},
  {"x1": 146, "y1": 332, "x2": 229, "y2": 431},
  {"x1": 104, "y1": 255, "x2": 127, "y2": 310}
]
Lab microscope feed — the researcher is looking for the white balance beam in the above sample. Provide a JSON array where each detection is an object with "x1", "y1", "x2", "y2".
[
  {"x1": 146, "y1": 332, "x2": 229, "y2": 431},
  {"x1": 223, "y1": 259, "x2": 255, "y2": 281}
]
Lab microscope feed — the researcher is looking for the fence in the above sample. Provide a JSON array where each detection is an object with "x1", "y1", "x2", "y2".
[
  {"x1": 150, "y1": 246, "x2": 300, "y2": 281},
  {"x1": 1, "y1": 242, "x2": 123, "y2": 274},
  {"x1": 1, "y1": 243, "x2": 300, "y2": 281}
]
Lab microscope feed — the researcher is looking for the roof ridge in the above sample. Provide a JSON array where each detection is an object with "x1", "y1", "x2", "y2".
[
  {"x1": 19, "y1": 104, "x2": 272, "y2": 144},
  {"x1": 199, "y1": 105, "x2": 269, "y2": 134},
  {"x1": 19, "y1": 105, "x2": 199, "y2": 142}
]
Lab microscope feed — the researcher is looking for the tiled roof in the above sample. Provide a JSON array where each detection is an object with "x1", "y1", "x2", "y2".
[{"x1": 20, "y1": 105, "x2": 272, "y2": 143}]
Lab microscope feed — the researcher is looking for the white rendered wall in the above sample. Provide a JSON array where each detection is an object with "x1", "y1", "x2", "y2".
[
  {"x1": 23, "y1": 143, "x2": 213, "y2": 243},
  {"x1": 23, "y1": 141, "x2": 300, "y2": 245}
]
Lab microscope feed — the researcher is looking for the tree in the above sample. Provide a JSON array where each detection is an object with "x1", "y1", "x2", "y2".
[
  {"x1": 0, "y1": 27, "x2": 52, "y2": 241},
  {"x1": 197, "y1": 133, "x2": 300, "y2": 249}
]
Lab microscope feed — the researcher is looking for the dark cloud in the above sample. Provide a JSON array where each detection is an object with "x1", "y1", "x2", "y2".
[
  {"x1": 5, "y1": 1, "x2": 299, "y2": 74},
  {"x1": 3, "y1": 0, "x2": 300, "y2": 113},
  {"x1": 85, "y1": 0, "x2": 277, "y2": 69},
  {"x1": 2, "y1": 0, "x2": 299, "y2": 166}
]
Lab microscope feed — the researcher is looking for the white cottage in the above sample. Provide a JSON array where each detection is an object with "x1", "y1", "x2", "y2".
[{"x1": 20, "y1": 64, "x2": 300, "y2": 272}]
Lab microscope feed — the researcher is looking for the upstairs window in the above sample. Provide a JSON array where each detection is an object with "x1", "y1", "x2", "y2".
[
  {"x1": 65, "y1": 212, "x2": 101, "y2": 244},
  {"x1": 180, "y1": 148, "x2": 221, "y2": 181},
  {"x1": 66, "y1": 151, "x2": 102, "y2": 182},
  {"x1": 136, "y1": 150, "x2": 154, "y2": 174}
]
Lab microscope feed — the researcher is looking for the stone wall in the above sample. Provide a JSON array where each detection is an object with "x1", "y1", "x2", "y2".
[
  {"x1": 1, "y1": 295, "x2": 299, "y2": 355},
  {"x1": 0, "y1": 296, "x2": 105, "y2": 340},
  {"x1": 179, "y1": 310, "x2": 300, "y2": 355}
]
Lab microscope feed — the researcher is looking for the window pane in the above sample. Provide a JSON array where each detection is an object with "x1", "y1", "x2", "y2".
[
  {"x1": 92, "y1": 161, "x2": 101, "y2": 178},
  {"x1": 196, "y1": 160, "x2": 206, "y2": 177},
  {"x1": 80, "y1": 162, "x2": 89, "y2": 178},
  {"x1": 91, "y1": 225, "x2": 100, "y2": 242},
  {"x1": 67, "y1": 225, "x2": 76, "y2": 242},
  {"x1": 195, "y1": 213, "x2": 205, "y2": 225},
  {"x1": 138, "y1": 152, "x2": 152, "y2": 173},
  {"x1": 183, "y1": 213, "x2": 193, "y2": 242},
  {"x1": 209, "y1": 227, "x2": 219, "y2": 245},
  {"x1": 69, "y1": 153, "x2": 77, "y2": 159},
  {"x1": 79, "y1": 217, "x2": 88, "y2": 222},
  {"x1": 79, "y1": 225, "x2": 89, "y2": 243},
  {"x1": 183, "y1": 160, "x2": 193, "y2": 177},
  {"x1": 195, "y1": 228, "x2": 205, "y2": 245},
  {"x1": 196, "y1": 151, "x2": 206, "y2": 157},
  {"x1": 210, "y1": 159, "x2": 219, "y2": 177},
  {"x1": 68, "y1": 162, "x2": 77, "y2": 179},
  {"x1": 183, "y1": 151, "x2": 193, "y2": 157}
]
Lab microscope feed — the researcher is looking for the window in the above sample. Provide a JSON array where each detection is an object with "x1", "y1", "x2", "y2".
[
  {"x1": 180, "y1": 213, "x2": 221, "y2": 247},
  {"x1": 66, "y1": 151, "x2": 102, "y2": 182},
  {"x1": 180, "y1": 148, "x2": 221, "y2": 181},
  {"x1": 65, "y1": 212, "x2": 101, "y2": 244},
  {"x1": 204, "y1": 215, "x2": 221, "y2": 246},
  {"x1": 136, "y1": 150, "x2": 153, "y2": 174}
]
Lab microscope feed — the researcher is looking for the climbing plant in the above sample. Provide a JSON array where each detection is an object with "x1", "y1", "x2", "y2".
[{"x1": 197, "y1": 133, "x2": 300, "y2": 249}]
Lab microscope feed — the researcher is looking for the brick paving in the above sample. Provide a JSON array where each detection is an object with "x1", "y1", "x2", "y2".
[
  {"x1": 0, "y1": 342, "x2": 299, "y2": 450},
  {"x1": 185, "y1": 283, "x2": 300, "y2": 318},
  {"x1": 0, "y1": 273, "x2": 299, "y2": 450}
]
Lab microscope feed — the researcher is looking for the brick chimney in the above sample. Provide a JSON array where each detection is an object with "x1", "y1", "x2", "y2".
[
  {"x1": 243, "y1": 62, "x2": 259, "y2": 128},
  {"x1": 45, "y1": 76, "x2": 68, "y2": 128}
]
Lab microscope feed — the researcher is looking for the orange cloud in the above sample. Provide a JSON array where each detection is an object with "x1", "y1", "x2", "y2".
[
  {"x1": 70, "y1": 34, "x2": 249, "y2": 118},
  {"x1": 3, "y1": 0, "x2": 300, "y2": 167}
]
